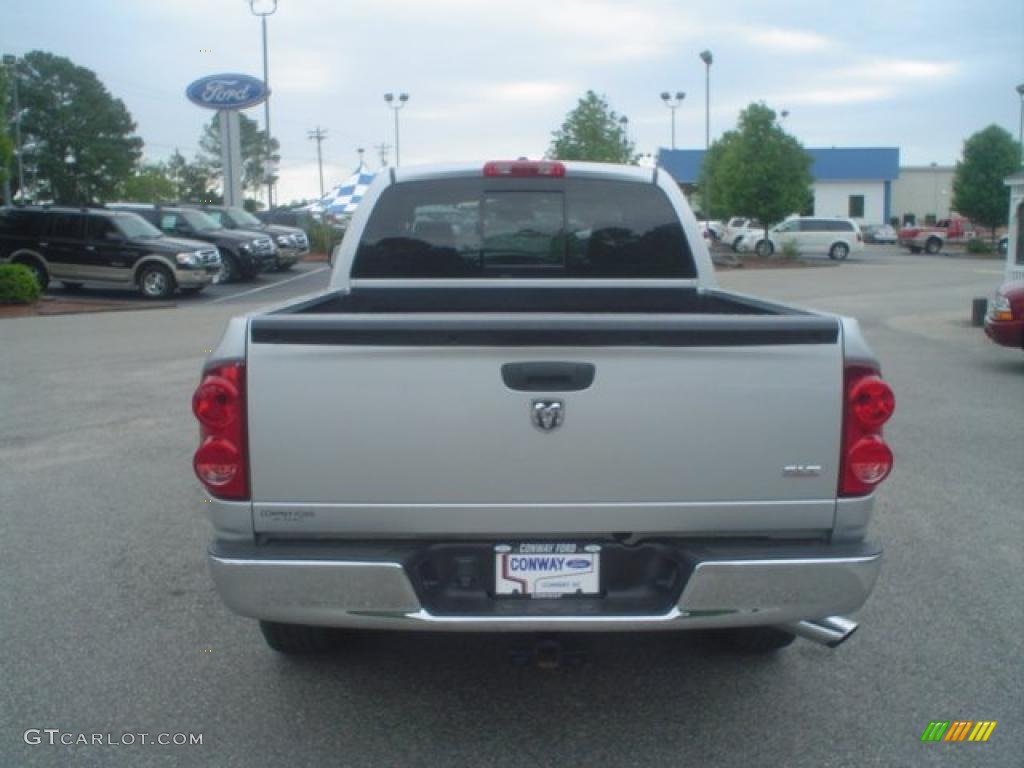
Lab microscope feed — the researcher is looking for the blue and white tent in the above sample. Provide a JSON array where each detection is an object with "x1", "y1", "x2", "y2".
[{"x1": 316, "y1": 163, "x2": 376, "y2": 216}]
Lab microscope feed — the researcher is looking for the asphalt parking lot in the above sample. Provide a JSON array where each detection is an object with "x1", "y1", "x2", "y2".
[{"x1": 2, "y1": 246, "x2": 1021, "y2": 767}]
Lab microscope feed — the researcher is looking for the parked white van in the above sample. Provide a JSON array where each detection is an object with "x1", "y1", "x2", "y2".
[{"x1": 737, "y1": 216, "x2": 864, "y2": 260}]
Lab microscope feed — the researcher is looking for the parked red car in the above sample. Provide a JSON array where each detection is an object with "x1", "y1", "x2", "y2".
[{"x1": 984, "y1": 281, "x2": 1024, "y2": 349}]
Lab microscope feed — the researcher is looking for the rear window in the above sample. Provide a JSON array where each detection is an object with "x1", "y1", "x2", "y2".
[
  {"x1": 826, "y1": 220, "x2": 855, "y2": 232},
  {"x1": 352, "y1": 177, "x2": 695, "y2": 278}
]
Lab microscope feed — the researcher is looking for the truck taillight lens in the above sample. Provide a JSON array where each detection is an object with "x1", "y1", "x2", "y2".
[
  {"x1": 192, "y1": 376, "x2": 239, "y2": 429},
  {"x1": 846, "y1": 436, "x2": 894, "y2": 485},
  {"x1": 192, "y1": 361, "x2": 248, "y2": 500},
  {"x1": 840, "y1": 366, "x2": 894, "y2": 497},
  {"x1": 849, "y1": 375, "x2": 895, "y2": 428}
]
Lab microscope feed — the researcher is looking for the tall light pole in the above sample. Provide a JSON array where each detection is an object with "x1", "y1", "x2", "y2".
[
  {"x1": 659, "y1": 91, "x2": 685, "y2": 150},
  {"x1": 699, "y1": 49, "x2": 713, "y2": 224},
  {"x1": 3, "y1": 54, "x2": 25, "y2": 201},
  {"x1": 618, "y1": 115, "x2": 629, "y2": 158},
  {"x1": 1017, "y1": 83, "x2": 1024, "y2": 166},
  {"x1": 384, "y1": 92, "x2": 409, "y2": 167},
  {"x1": 248, "y1": 0, "x2": 278, "y2": 209},
  {"x1": 308, "y1": 126, "x2": 328, "y2": 198}
]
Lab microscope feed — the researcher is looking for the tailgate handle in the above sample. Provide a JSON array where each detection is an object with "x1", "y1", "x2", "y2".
[{"x1": 501, "y1": 362, "x2": 595, "y2": 392}]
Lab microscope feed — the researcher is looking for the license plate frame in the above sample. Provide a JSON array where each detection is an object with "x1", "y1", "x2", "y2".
[{"x1": 494, "y1": 543, "x2": 601, "y2": 598}]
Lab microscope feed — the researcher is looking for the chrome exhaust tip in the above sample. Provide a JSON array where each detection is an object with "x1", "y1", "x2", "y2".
[{"x1": 779, "y1": 616, "x2": 859, "y2": 648}]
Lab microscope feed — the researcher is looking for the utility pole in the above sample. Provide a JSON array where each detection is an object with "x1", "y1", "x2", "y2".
[
  {"x1": 375, "y1": 142, "x2": 391, "y2": 168},
  {"x1": 308, "y1": 126, "x2": 327, "y2": 198}
]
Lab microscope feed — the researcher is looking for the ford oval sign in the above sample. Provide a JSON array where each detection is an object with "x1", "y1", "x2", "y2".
[{"x1": 186, "y1": 74, "x2": 268, "y2": 110}]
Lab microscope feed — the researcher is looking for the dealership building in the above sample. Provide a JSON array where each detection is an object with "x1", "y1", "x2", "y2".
[{"x1": 658, "y1": 147, "x2": 902, "y2": 225}]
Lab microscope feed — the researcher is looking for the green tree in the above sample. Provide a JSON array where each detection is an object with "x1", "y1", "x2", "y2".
[
  {"x1": 119, "y1": 163, "x2": 177, "y2": 202},
  {"x1": 15, "y1": 51, "x2": 143, "y2": 203},
  {"x1": 198, "y1": 112, "x2": 278, "y2": 196},
  {"x1": 698, "y1": 103, "x2": 812, "y2": 244},
  {"x1": 549, "y1": 91, "x2": 635, "y2": 164},
  {"x1": 166, "y1": 149, "x2": 216, "y2": 202},
  {"x1": 952, "y1": 125, "x2": 1021, "y2": 242}
]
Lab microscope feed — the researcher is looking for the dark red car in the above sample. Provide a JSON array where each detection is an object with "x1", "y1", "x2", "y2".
[{"x1": 984, "y1": 281, "x2": 1024, "y2": 349}]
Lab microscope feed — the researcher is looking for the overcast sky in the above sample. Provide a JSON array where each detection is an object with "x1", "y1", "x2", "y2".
[{"x1": 3, "y1": 0, "x2": 1023, "y2": 204}]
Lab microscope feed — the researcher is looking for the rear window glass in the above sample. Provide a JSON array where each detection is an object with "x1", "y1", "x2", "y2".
[{"x1": 352, "y1": 177, "x2": 695, "y2": 278}]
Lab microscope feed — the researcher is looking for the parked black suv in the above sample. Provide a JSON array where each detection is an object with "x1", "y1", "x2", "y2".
[
  {"x1": 185, "y1": 204, "x2": 309, "y2": 271},
  {"x1": 0, "y1": 206, "x2": 221, "y2": 298},
  {"x1": 107, "y1": 204, "x2": 277, "y2": 283}
]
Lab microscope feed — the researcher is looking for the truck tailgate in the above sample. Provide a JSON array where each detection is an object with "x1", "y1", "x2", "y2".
[{"x1": 246, "y1": 313, "x2": 843, "y2": 536}]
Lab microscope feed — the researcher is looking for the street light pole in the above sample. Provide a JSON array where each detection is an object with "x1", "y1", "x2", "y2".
[
  {"x1": 1017, "y1": 83, "x2": 1024, "y2": 166},
  {"x1": 248, "y1": 0, "x2": 278, "y2": 209},
  {"x1": 700, "y1": 49, "x2": 713, "y2": 225},
  {"x1": 659, "y1": 91, "x2": 685, "y2": 150},
  {"x1": 384, "y1": 93, "x2": 409, "y2": 167}
]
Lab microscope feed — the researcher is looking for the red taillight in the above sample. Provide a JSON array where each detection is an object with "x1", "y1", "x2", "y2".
[
  {"x1": 848, "y1": 375, "x2": 895, "y2": 428},
  {"x1": 192, "y1": 376, "x2": 239, "y2": 429},
  {"x1": 483, "y1": 160, "x2": 565, "y2": 178},
  {"x1": 840, "y1": 366, "x2": 894, "y2": 497},
  {"x1": 192, "y1": 361, "x2": 248, "y2": 500},
  {"x1": 846, "y1": 436, "x2": 893, "y2": 485}
]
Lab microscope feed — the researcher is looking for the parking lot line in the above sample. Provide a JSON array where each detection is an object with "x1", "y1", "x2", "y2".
[{"x1": 206, "y1": 266, "x2": 330, "y2": 304}]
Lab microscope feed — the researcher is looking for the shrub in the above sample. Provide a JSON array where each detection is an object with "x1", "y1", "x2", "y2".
[
  {"x1": 0, "y1": 264, "x2": 42, "y2": 304},
  {"x1": 304, "y1": 221, "x2": 345, "y2": 254},
  {"x1": 966, "y1": 238, "x2": 993, "y2": 254},
  {"x1": 780, "y1": 239, "x2": 801, "y2": 259}
]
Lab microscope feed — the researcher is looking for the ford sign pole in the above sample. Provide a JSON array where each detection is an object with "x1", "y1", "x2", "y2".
[
  {"x1": 186, "y1": 74, "x2": 268, "y2": 208},
  {"x1": 219, "y1": 110, "x2": 244, "y2": 207}
]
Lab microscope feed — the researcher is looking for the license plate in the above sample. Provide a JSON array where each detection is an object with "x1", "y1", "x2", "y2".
[{"x1": 494, "y1": 543, "x2": 600, "y2": 597}]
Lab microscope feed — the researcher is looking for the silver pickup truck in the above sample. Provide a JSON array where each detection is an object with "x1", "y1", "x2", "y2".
[{"x1": 192, "y1": 160, "x2": 895, "y2": 655}]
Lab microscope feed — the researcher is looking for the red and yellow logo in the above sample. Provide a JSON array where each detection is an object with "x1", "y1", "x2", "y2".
[{"x1": 921, "y1": 721, "x2": 997, "y2": 742}]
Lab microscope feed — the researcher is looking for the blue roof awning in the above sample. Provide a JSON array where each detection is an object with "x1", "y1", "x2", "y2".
[{"x1": 658, "y1": 147, "x2": 900, "y2": 184}]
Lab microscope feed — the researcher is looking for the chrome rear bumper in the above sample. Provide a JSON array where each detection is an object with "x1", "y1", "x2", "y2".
[{"x1": 208, "y1": 542, "x2": 881, "y2": 632}]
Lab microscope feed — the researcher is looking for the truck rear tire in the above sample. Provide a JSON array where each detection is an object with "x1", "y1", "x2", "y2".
[
  {"x1": 259, "y1": 621, "x2": 339, "y2": 654},
  {"x1": 713, "y1": 627, "x2": 796, "y2": 653},
  {"x1": 925, "y1": 237, "x2": 941, "y2": 254}
]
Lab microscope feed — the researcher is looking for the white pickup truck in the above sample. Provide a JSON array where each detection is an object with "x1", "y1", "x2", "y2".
[{"x1": 192, "y1": 160, "x2": 895, "y2": 656}]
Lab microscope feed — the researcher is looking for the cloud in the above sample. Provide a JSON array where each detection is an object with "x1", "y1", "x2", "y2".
[
  {"x1": 837, "y1": 58, "x2": 958, "y2": 81},
  {"x1": 735, "y1": 26, "x2": 834, "y2": 53},
  {"x1": 776, "y1": 86, "x2": 897, "y2": 106}
]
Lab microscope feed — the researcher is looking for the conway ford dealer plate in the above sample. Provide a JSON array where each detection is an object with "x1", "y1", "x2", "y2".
[{"x1": 494, "y1": 543, "x2": 601, "y2": 597}]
